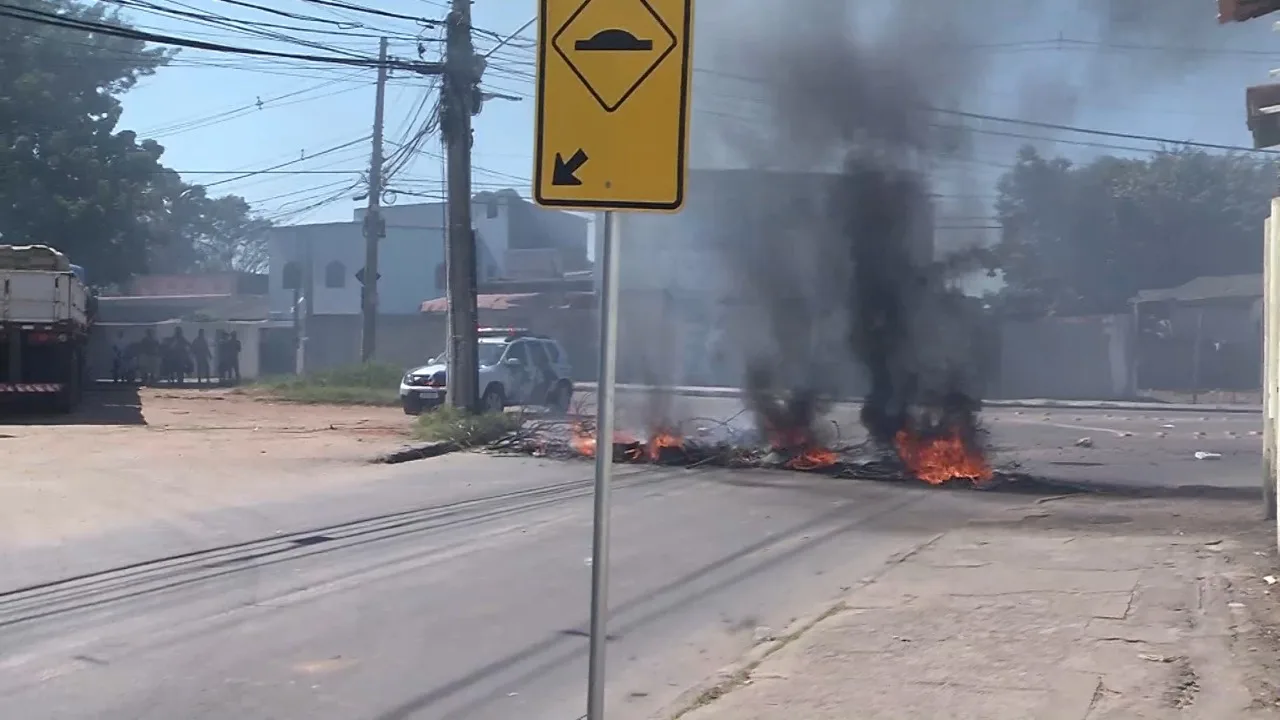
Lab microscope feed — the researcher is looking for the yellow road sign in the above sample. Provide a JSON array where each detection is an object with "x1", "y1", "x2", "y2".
[{"x1": 533, "y1": 0, "x2": 694, "y2": 212}]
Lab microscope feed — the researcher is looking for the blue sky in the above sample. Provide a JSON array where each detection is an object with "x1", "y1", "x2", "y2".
[{"x1": 105, "y1": 1, "x2": 1280, "y2": 230}]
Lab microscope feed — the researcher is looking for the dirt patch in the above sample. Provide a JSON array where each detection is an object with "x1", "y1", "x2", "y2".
[
  {"x1": 1217, "y1": 522, "x2": 1280, "y2": 713},
  {"x1": 0, "y1": 387, "x2": 417, "y2": 548}
]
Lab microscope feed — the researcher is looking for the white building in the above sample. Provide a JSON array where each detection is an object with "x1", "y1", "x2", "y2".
[{"x1": 267, "y1": 189, "x2": 591, "y2": 319}]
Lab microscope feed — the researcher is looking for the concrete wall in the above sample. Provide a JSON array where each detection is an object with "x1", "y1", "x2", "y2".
[
  {"x1": 301, "y1": 314, "x2": 444, "y2": 372},
  {"x1": 995, "y1": 314, "x2": 1134, "y2": 400}
]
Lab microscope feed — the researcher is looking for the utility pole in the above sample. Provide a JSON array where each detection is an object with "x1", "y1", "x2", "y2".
[
  {"x1": 443, "y1": 0, "x2": 480, "y2": 411},
  {"x1": 361, "y1": 36, "x2": 389, "y2": 363}
]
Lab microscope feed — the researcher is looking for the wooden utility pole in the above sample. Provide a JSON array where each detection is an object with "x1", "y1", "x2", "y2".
[
  {"x1": 443, "y1": 0, "x2": 480, "y2": 410},
  {"x1": 361, "y1": 36, "x2": 389, "y2": 362}
]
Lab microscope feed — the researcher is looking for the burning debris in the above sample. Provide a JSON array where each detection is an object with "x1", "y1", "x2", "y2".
[{"x1": 509, "y1": 417, "x2": 1017, "y2": 491}]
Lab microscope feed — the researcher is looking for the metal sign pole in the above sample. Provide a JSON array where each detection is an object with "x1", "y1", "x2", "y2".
[
  {"x1": 586, "y1": 210, "x2": 620, "y2": 720},
  {"x1": 1270, "y1": 200, "x2": 1280, "y2": 533}
]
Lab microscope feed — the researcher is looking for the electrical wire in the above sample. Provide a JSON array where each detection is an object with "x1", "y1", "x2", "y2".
[
  {"x1": 138, "y1": 71, "x2": 370, "y2": 137},
  {"x1": 0, "y1": 2, "x2": 437, "y2": 70},
  {"x1": 197, "y1": 136, "x2": 371, "y2": 188}
]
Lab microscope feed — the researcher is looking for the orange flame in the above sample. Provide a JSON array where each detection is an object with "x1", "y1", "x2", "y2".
[
  {"x1": 786, "y1": 446, "x2": 839, "y2": 470},
  {"x1": 893, "y1": 428, "x2": 992, "y2": 485},
  {"x1": 647, "y1": 429, "x2": 684, "y2": 461},
  {"x1": 764, "y1": 424, "x2": 838, "y2": 470},
  {"x1": 570, "y1": 423, "x2": 643, "y2": 460}
]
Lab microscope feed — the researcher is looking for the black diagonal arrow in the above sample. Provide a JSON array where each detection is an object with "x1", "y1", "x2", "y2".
[{"x1": 552, "y1": 149, "x2": 588, "y2": 186}]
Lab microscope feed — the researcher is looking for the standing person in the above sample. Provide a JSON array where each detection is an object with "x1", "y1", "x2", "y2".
[
  {"x1": 169, "y1": 327, "x2": 190, "y2": 384},
  {"x1": 138, "y1": 328, "x2": 160, "y2": 385},
  {"x1": 227, "y1": 330, "x2": 242, "y2": 383},
  {"x1": 190, "y1": 328, "x2": 212, "y2": 384},
  {"x1": 159, "y1": 336, "x2": 174, "y2": 384},
  {"x1": 111, "y1": 332, "x2": 127, "y2": 383},
  {"x1": 216, "y1": 330, "x2": 230, "y2": 383}
]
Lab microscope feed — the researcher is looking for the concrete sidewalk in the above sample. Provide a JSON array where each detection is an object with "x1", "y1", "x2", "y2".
[
  {"x1": 577, "y1": 383, "x2": 1261, "y2": 415},
  {"x1": 665, "y1": 496, "x2": 1280, "y2": 720}
]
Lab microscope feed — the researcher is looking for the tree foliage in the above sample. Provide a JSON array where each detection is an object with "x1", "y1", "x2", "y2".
[
  {"x1": 991, "y1": 145, "x2": 1274, "y2": 315},
  {"x1": 0, "y1": 0, "x2": 271, "y2": 284}
]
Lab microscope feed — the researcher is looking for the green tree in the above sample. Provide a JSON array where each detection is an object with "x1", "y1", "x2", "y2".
[
  {"x1": 0, "y1": 0, "x2": 271, "y2": 283},
  {"x1": 146, "y1": 177, "x2": 273, "y2": 274},
  {"x1": 992, "y1": 145, "x2": 1274, "y2": 315}
]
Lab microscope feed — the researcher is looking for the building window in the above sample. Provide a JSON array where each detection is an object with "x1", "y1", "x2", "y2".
[
  {"x1": 282, "y1": 261, "x2": 301, "y2": 290},
  {"x1": 324, "y1": 260, "x2": 346, "y2": 289}
]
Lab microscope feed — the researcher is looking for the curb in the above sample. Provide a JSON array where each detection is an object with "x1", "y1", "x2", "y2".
[
  {"x1": 370, "y1": 441, "x2": 458, "y2": 464},
  {"x1": 576, "y1": 384, "x2": 1261, "y2": 415},
  {"x1": 658, "y1": 532, "x2": 947, "y2": 720}
]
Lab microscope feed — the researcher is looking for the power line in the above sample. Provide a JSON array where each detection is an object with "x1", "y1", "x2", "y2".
[
  {"x1": 290, "y1": 0, "x2": 439, "y2": 26},
  {"x1": 109, "y1": 0, "x2": 378, "y2": 60},
  {"x1": 198, "y1": 136, "x2": 371, "y2": 188},
  {"x1": 178, "y1": 169, "x2": 363, "y2": 175},
  {"x1": 934, "y1": 108, "x2": 1276, "y2": 155},
  {"x1": 139, "y1": 72, "x2": 369, "y2": 137},
  {"x1": 686, "y1": 68, "x2": 1276, "y2": 155},
  {"x1": 0, "y1": 3, "x2": 439, "y2": 70}
]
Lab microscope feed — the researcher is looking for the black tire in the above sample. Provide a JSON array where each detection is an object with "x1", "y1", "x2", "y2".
[
  {"x1": 481, "y1": 384, "x2": 506, "y2": 413},
  {"x1": 402, "y1": 396, "x2": 422, "y2": 416},
  {"x1": 546, "y1": 381, "x2": 572, "y2": 415}
]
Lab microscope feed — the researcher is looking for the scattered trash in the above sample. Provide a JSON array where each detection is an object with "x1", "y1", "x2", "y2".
[
  {"x1": 1229, "y1": 602, "x2": 1246, "y2": 609},
  {"x1": 1264, "y1": 575, "x2": 1277, "y2": 586},
  {"x1": 1155, "y1": 432, "x2": 1167, "y2": 438},
  {"x1": 1193, "y1": 431, "x2": 1206, "y2": 438},
  {"x1": 1251, "y1": 431, "x2": 1262, "y2": 437},
  {"x1": 753, "y1": 626, "x2": 775, "y2": 643},
  {"x1": 1074, "y1": 437, "x2": 1093, "y2": 448},
  {"x1": 1204, "y1": 539, "x2": 1223, "y2": 546},
  {"x1": 1139, "y1": 653, "x2": 1176, "y2": 663},
  {"x1": 1161, "y1": 424, "x2": 1175, "y2": 429},
  {"x1": 1194, "y1": 451, "x2": 1222, "y2": 461},
  {"x1": 1120, "y1": 431, "x2": 1133, "y2": 437}
]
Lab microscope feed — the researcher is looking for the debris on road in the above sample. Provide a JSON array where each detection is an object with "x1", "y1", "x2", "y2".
[
  {"x1": 1074, "y1": 437, "x2": 1093, "y2": 448},
  {"x1": 1194, "y1": 451, "x2": 1222, "y2": 461}
]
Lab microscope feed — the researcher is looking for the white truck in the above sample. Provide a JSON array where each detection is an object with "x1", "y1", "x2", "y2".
[{"x1": 0, "y1": 245, "x2": 93, "y2": 413}]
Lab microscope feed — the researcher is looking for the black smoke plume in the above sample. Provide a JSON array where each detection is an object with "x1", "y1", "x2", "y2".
[{"x1": 713, "y1": 6, "x2": 989, "y2": 456}]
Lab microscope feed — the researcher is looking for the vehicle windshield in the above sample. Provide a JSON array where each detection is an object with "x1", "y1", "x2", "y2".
[{"x1": 477, "y1": 342, "x2": 505, "y2": 367}]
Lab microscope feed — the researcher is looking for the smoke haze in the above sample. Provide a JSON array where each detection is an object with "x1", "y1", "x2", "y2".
[{"x1": 617, "y1": 1, "x2": 1237, "y2": 444}]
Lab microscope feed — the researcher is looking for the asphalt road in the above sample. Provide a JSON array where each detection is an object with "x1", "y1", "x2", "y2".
[{"x1": 0, "y1": 403, "x2": 1263, "y2": 720}]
